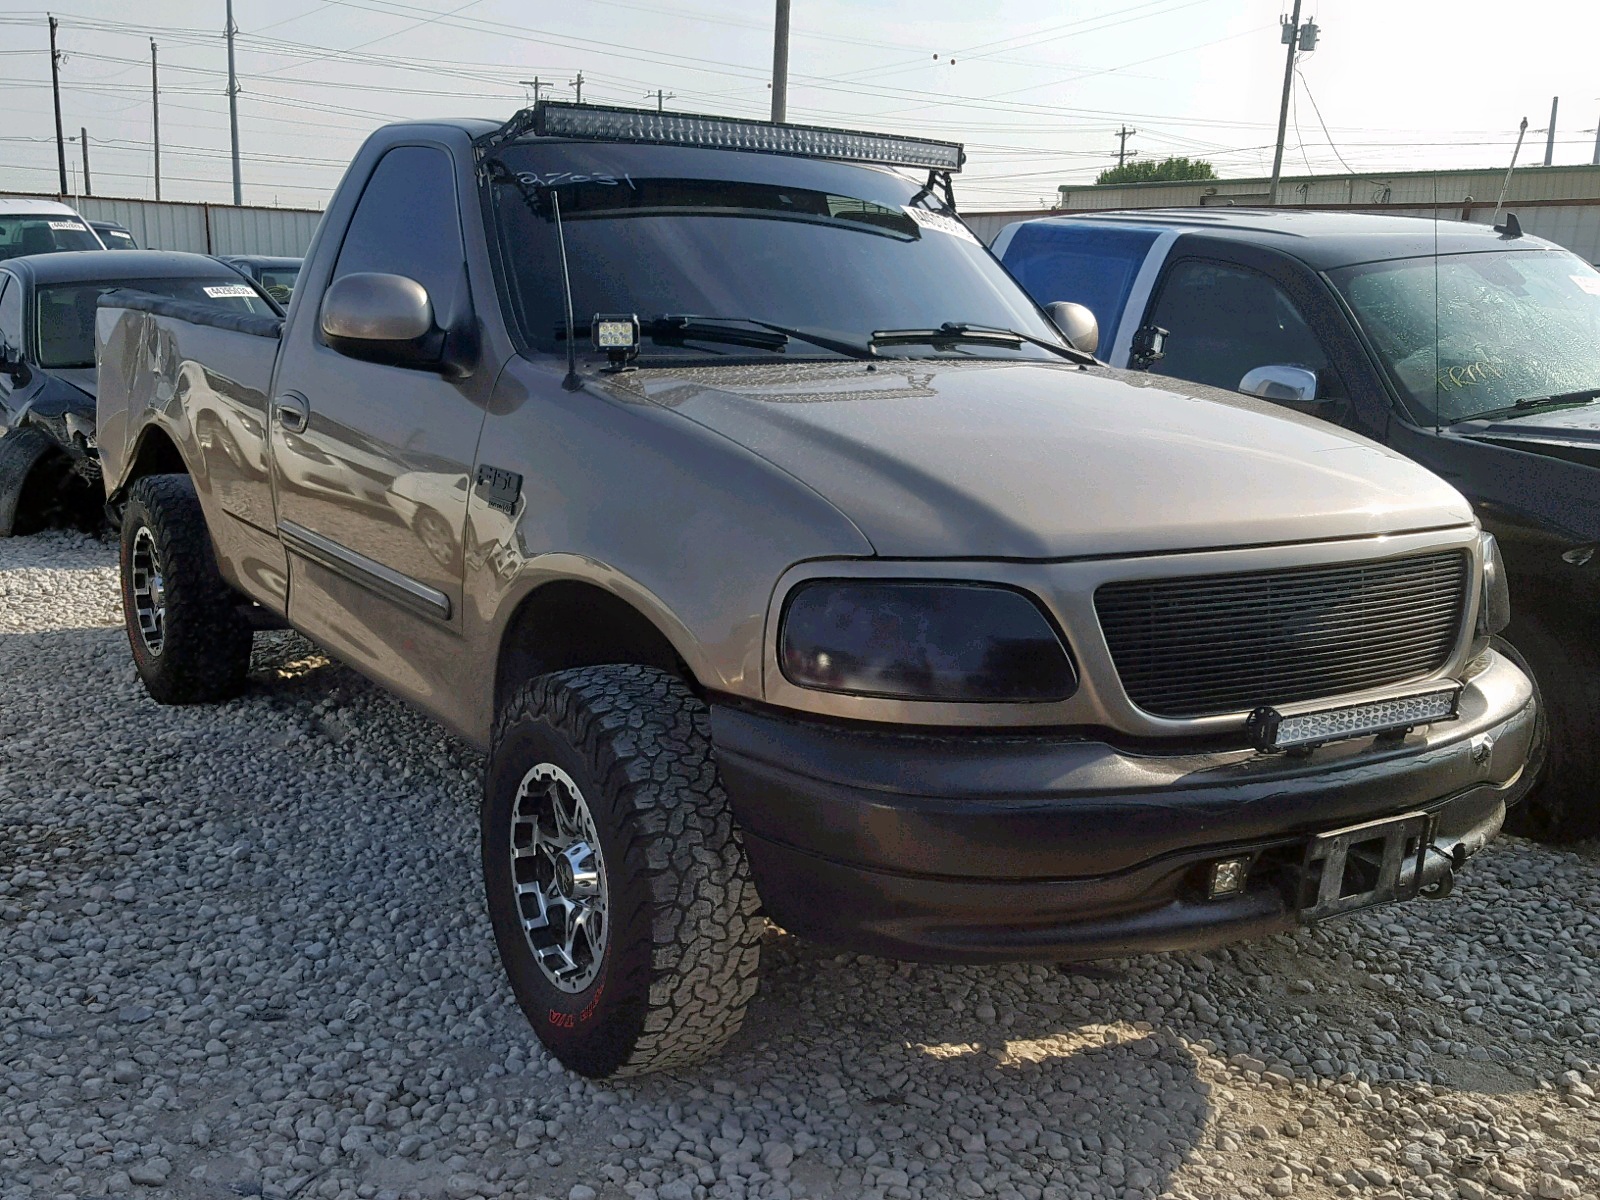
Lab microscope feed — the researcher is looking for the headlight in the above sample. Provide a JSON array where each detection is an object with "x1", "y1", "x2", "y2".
[
  {"x1": 1478, "y1": 533, "x2": 1510, "y2": 636},
  {"x1": 778, "y1": 581, "x2": 1076, "y2": 702}
]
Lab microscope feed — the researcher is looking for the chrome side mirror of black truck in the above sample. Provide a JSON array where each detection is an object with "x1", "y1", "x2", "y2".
[
  {"x1": 1239, "y1": 364, "x2": 1320, "y2": 404},
  {"x1": 1044, "y1": 301, "x2": 1099, "y2": 356},
  {"x1": 320, "y1": 272, "x2": 444, "y2": 369}
]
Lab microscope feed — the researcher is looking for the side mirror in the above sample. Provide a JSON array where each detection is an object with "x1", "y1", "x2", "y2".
[
  {"x1": 320, "y1": 272, "x2": 443, "y2": 369},
  {"x1": 0, "y1": 343, "x2": 26, "y2": 381},
  {"x1": 1044, "y1": 301, "x2": 1099, "y2": 356},
  {"x1": 1239, "y1": 364, "x2": 1320, "y2": 404}
]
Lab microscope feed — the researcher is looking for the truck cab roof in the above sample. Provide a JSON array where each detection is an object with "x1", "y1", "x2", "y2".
[{"x1": 995, "y1": 207, "x2": 1563, "y2": 270}]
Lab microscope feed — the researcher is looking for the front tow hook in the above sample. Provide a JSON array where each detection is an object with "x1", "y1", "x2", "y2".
[{"x1": 1418, "y1": 843, "x2": 1468, "y2": 899}]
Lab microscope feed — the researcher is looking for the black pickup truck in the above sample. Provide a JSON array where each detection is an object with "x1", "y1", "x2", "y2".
[{"x1": 998, "y1": 208, "x2": 1600, "y2": 840}]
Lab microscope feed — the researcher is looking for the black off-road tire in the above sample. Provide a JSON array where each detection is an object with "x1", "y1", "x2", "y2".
[
  {"x1": 119, "y1": 474, "x2": 253, "y2": 705},
  {"x1": 1499, "y1": 614, "x2": 1600, "y2": 842},
  {"x1": 0, "y1": 426, "x2": 60, "y2": 537},
  {"x1": 483, "y1": 664, "x2": 764, "y2": 1078}
]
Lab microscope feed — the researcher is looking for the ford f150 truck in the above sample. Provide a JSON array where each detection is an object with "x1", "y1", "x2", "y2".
[{"x1": 96, "y1": 104, "x2": 1535, "y2": 1079}]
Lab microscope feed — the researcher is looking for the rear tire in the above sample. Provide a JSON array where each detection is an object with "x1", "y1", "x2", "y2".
[
  {"x1": 483, "y1": 664, "x2": 763, "y2": 1078},
  {"x1": 0, "y1": 426, "x2": 60, "y2": 537},
  {"x1": 1499, "y1": 612, "x2": 1600, "y2": 842},
  {"x1": 119, "y1": 474, "x2": 253, "y2": 704}
]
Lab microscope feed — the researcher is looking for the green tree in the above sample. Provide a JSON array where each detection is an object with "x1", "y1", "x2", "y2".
[{"x1": 1094, "y1": 156, "x2": 1217, "y2": 186}]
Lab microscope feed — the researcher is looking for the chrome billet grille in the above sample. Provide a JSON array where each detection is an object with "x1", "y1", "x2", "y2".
[{"x1": 1095, "y1": 551, "x2": 1469, "y2": 719}]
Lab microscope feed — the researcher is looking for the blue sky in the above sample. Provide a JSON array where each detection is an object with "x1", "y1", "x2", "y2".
[{"x1": 1, "y1": 0, "x2": 1597, "y2": 211}]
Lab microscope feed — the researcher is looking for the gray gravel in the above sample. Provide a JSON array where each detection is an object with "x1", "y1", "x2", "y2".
[{"x1": 2, "y1": 529, "x2": 1599, "y2": 1200}]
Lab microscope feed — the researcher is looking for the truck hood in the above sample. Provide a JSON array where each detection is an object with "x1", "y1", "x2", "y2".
[{"x1": 606, "y1": 359, "x2": 1475, "y2": 559}]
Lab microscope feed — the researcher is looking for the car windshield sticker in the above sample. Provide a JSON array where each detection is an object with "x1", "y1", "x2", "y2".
[
  {"x1": 1571, "y1": 274, "x2": 1600, "y2": 296},
  {"x1": 203, "y1": 284, "x2": 256, "y2": 299},
  {"x1": 48, "y1": 221, "x2": 84, "y2": 231},
  {"x1": 902, "y1": 206, "x2": 979, "y2": 244}
]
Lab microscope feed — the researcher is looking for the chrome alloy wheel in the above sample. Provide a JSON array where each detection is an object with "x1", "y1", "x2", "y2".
[
  {"x1": 510, "y1": 763, "x2": 608, "y2": 992},
  {"x1": 130, "y1": 526, "x2": 167, "y2": 656}
]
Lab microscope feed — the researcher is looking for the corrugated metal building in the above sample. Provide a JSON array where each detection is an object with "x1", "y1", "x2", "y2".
[
  {"x1": 1, "y1": 190, "x2": 323, "y2": 257},
  {"x1": 962, "y1": 164, "x2": 1600, "y2": 261}
]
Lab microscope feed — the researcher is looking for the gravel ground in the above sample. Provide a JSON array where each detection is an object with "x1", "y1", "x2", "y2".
[{"x1": 3, "y1": 529, "x2": 1599, "y2": 1200}]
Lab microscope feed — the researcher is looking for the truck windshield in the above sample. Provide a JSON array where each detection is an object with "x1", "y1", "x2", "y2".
[
  {"x1": 36, "y1": 277, "x2": 275, "y2": 368},
  {"x1": 485, "y1": 147, "x2": 1061, "y2": 362},
  {"x1": 0, "y1": 215, "x2": 102, "y2": 259},
  {"x1": 1329, "y1": 248, "x2": 1600, "y2": 424}
]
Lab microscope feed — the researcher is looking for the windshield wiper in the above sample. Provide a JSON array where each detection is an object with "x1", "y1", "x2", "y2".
[
  {"x1": 870, "y1": 322, "x2": 1094, "y2": 364},
  {"x1": 644, "y1": 314, "x2": 875, "y2": 360},
  {"x1": 1458, "y1": 387, "x2": 1600, "y2": 422}
]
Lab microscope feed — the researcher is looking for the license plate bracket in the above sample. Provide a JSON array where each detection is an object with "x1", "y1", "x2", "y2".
[{"x1": 1296, "y1": 812, "x2": 1434, "y2": 922}]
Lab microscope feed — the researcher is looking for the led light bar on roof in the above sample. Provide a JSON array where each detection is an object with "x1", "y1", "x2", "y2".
[{"x1": 529, "y1": 102, "x2": 965, "y2": 173}]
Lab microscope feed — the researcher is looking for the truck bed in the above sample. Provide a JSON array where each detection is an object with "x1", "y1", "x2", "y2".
[{"x1": 95, "y1": 289, "x2": 282, "y2": 504}]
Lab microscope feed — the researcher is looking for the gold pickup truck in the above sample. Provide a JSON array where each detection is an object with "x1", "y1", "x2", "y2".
[{"x1": 95, "y1": 103, "x2": 1535, "y2": 1078}]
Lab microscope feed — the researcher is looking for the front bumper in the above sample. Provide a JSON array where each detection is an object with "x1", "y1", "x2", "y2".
[{"x1": 712, "y1": 650, "x2": 1535, "y2": 963}]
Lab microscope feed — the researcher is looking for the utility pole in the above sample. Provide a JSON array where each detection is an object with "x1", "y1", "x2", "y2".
[
  {"x1": 771, "y1": 0, "x2": 790, "y2": 123},
  {"x1": 151, "y1": 40, "x2": 161, "y2": 200},
  {"x1": 646, "y1": 88, "x2": 675, "y2": 113},
  {"x1": 1115, "y1": 125, "x2": 1137, "y2": 168},
  {"x1": 226, "y1": 0, "x2": 242, "y2": 205},
  {"x1": 519, "y1": 77, "x2": 546, "y2": 105},
  {"x1": 79, "y1": 127, "x2": 91, "y2": 196},
  {"x1": 1543, "y1": 96, "x2": 1558, "y2": 166},
  {"x1": 49, "y1": 16, "x2": 68, "y2": 196},
  {"x1": 569, "y1": 71, "x2": 584, "y2": 103},
  {"x1": 1268, "y1": 2, "x2": 1319, "y2": 205}
]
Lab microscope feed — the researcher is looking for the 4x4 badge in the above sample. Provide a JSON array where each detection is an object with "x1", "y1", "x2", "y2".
[{"x1": 475, "y1": 465, "x2": 523, "y2": 515}]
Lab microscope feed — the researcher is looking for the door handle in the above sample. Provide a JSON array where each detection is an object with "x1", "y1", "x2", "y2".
[{"x1": 274, "y1": 395, "x2": 309, "y2": 434}]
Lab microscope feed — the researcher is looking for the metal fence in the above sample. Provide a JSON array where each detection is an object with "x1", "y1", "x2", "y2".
[
  {"x1": 961, "y1": 164, "x2": 1600, "y2": 262},
  {"x1": 2, "y1": 190, "x2": 323, "y2": 257},
  {"x1": 962, "y1": 201, "x2": 1600, "y2": 263}
]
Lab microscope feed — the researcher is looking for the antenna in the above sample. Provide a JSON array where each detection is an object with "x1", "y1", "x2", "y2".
[
  {"x1": 551, "y1": 190, "x2": 581, "y2": 392},
  {"x1": 1440, "y1": 167, "x2": 1452, "y2": 435},
  {"x1": 1491, "y1": 117, "x2": 1529, "y2": 224}
]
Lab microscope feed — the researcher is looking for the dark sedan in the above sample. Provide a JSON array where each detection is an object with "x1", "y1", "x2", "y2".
[
  {"x1": 0, "y1": 250, "x2": 277, "y2": 535},
  {"x1": 89, "y1": 220, "x2": 140, "y2": 250},
  {"x1": 215, "y1": 254, "x2": 302, "y2": 306}
]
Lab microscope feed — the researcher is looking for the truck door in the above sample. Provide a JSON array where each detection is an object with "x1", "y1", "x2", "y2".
[
  {"x1": 0, "y1": 271, "x2": 42, "y2": 423},
  {"x1": 1132, "y1": 243, "x2": 1389, "y2": 440},
  {"x1": 269, "y1": 143, "x2": 489, "y2": 711}
]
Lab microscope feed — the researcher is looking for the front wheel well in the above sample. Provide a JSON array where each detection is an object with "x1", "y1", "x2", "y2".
[{"x1": 494, "y1": 580, "x2": 694, "y2": 713}]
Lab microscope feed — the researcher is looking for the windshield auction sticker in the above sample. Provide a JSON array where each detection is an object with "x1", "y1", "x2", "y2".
[
  {"x1": 203, "y1": 284, "x2": 257, "y2": 299},
  {"x1": 902, "y1": 206, "x2": 980, "y2": 244},
  {"x1": 1571, "y1": 274, "x2": 1600, "y2": 296},
  {"x1": 48, "y1": 221, "x2": 84, "y2": 231}
]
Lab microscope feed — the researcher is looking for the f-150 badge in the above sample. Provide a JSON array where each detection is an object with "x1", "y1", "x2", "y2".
[{"x1": 475, "y1": 465, "x2": 523, "y2": 515}]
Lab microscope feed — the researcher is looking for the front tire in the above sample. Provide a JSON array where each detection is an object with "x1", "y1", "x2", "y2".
[
  {"x1": 119, "y1": 474, "x2": 253, "y2": 704},
  {"x1": 0, "y1": 426, "x2": 60, "y2": 537},
  {"x1": 1500, "y1": 612, "x2": 1600, "y2": 842},
  {"x1": 483, "y1": 665, "x2": 764, "y2": 1078}
]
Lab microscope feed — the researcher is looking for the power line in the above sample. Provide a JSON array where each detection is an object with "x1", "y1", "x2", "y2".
[{"x1": 1296, "y1": 69, "x2": 1356, "y2": 175}]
